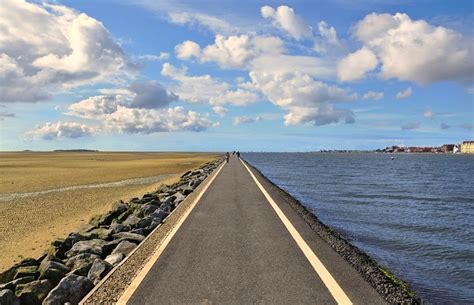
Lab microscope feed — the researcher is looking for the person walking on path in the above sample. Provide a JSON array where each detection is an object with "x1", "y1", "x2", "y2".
[
  {"x1": 236, "y1": 151, "x2": 240, "y2": 160},
  {"x1": 226, "y1": 152, "x2": 230, "y2": 163}
]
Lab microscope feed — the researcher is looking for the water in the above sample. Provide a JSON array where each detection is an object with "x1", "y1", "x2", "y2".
[{"x1": 244, "y1": 153, "x2": 474, "y2": 304}]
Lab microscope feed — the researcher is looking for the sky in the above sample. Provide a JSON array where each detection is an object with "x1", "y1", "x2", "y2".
[{"x1": 0, "y1": 0, "x2": 473, "y2": 152}]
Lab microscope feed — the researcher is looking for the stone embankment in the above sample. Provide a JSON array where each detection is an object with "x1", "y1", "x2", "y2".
[{"x1": 0, "y1": 159, "x2": 221, "y2": 305}]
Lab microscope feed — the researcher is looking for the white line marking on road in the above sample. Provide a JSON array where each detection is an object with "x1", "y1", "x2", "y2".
[
  {"x1": 116, "y1": 162, "x2": 225, "y2": 305},
  {"x1": 241, "y1": 159, "x2": 353, "y2": 305}
]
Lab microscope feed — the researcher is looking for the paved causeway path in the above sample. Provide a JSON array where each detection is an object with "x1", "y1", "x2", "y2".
[{"x1": 121, "y1": 156, "x2": 386, "y2": 304}]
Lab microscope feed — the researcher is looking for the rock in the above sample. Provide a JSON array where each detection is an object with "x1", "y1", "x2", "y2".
[
  {"x1": 136, "y1": 204, "x2": 157, "y2": 217},
  {"x1": 65, "y1": 240, "x2": 104, "y2": 258},
  {"x1": 0, "y1": 276, "x2": 35, "y2": 291},
  {"x1": 110, "y1": 223, "x2": 124, "y2": 234},
  {"x1": 42, "y1": 274, "x2": 93, "y2": 305},
  {"x1": 87, "y1": 259, "x2": 112, "y2": 285},
  {"x1": 104, "y1": 253, "x2": 124, "y2": 266},
  {"x1": 162, "y1": 195, "x2": 176, "y2": 206},
  {"x1": 112, "y1": 201, "x2": 128, "y2": 214},
  {"x1": 150, "y1": 209, "x2": 167, "y2": 222},
  {"x1": 144, "y1": 198, "x2": 161, "y2": 207},
  {"x1": 130, "y1": 228, "x2": 147, "y2": 236},
  {"x1": 65, "y1": 254, "x2": 100, "y2": 277},
  {"x1": 0, "y1": 259, "x2": 39, "y2": 285},
  {"x1": 174, "y1": 192, "x2": 186, "y2": 204},
  {"x1": 38, "y1": 268, "x2": 64, "y2": 287},
  {"x1": 0, "y1": 289, "x2": 19, "y2": 305},
  {"x1": 88, "y1": 227, "x2": 113, "y2": 240},
  {"x1": 110, "y1": 241, "x2": 136, "y2": 257},
  {"x1": 15, "y1": 279, "x2": 53, "y2": 305},
  {"x1": 13, "y1": 266, "x2": 38, "y2": 280},
  {"x1": 39, "y1": 261, "x2": 69, "y2": 275},
  {"x1": 180, "y1": 185, "x2": 193, "y2": 195},
  {"x1": 122, "y1": 214, "x2": 141, "y2": 228},
  {"x1": 112, "y1": 232, "x2": 145, "y2": 243},
  {"x1": 117, "y1": 210, "x2": 132, "y2": 222},
  {"x1": 136, "y1": 217, "x2": 153, "y2": 229},
  {"x1": 146, "y1": 220, "x2": 161, "y2": 232}
]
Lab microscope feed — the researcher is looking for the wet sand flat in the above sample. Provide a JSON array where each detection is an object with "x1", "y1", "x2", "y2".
[{"x1": 0, "y1": 152, "x2": 217, "y2": 271}]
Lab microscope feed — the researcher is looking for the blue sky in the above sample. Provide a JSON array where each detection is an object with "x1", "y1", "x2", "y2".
[{"x1": 0, "y1": 0, "x2": 473, "y2": 151}]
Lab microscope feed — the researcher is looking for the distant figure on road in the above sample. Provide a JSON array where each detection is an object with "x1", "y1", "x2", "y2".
[
  {"x1": 236, "y1": 151, "x2": 240, "y2": 160},
  {"x1": 226, "y1": 152, "x2": 230, "y2": 163}
]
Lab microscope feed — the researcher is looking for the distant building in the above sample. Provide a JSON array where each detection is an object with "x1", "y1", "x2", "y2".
[
  {"x1": 441, "y1": 144, "x2": 455, "y2": 153},
  {"x1": 460, "y1": 141, "x2": 474, "y2": 154}
]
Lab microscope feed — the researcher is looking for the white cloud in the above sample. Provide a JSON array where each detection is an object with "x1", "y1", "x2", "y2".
[
  {"x1": 127, "y1": 81, "x2": 178, "y2": 109},
  {"x1": 249, "y1": 71, "x2": 356, "y2": 126},
  {"x1": 352, "y1": 13, "x2": 474, "y2": 84},
  {"x1": 168, "y1": 11, "x2": 237, "y2": 35},
  {"x1": 396, "y1": 87, "x2": 413, "y2": 99},
  {"x1": 175, "y1": 40, "x2": 201, "y2": 60},
  {"x1": 363, "y1": 91, "x2": 384, "y2": 100},
  {"x1": 314, "y1": 21, "x2": 344, "y2": 54},
  {"x1": 29, "y1": 121, "x2": 95, "y2": 139},
  {"x1": 105, "y1": 106, "x2": 213, "y2": 134},
  {"x1": 338, "y1": 47, "x2": 378, "y2": 81},
  {"x1": 261, "y1": 5, "x2": 312, "y2": 40},
  {"x1": 401, "y1": 121, "x2": 420, "y2": 130},
  {"x1": 212, "y1": 106, "x2": 228, "y2": 117},
  {"x1": 67, "y1": 95, "x2": 123, "y2": 119},
  {"x1": 423, "y1": 109, "x2": 435, "y2": 118},
  {"x1": 0, "y1": 110, "x2": 15, "y2": 120},
  {"x1": 67, "y1": 81, "x2": 178, "y2": 119},
  {"x1": 135, "y1": 52, "x2": 169, "y2": 61},
  {"x1": 176, "y1": 35, "x2": 284, "y2": 69},
  {"x1": 232, "y1": 116, "x2": 261, "y2": 126},
  {"x1": 0, "y1": 0, "x2": 134, "y2": 103},
  {"x1": 161, "y1": 63, "x2": 257, "y2": 106}
]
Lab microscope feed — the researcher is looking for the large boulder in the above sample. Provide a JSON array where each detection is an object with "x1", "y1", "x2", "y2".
[
  {"x1": 0, "y1": 289, "x2": 19, "y2": 305},
  {"x1": 104, "y1": 253, "x2": 124, "y2": 266},
  {"x1": 42, "y1": 274, "x2": 94, "y2": 305},
  {"x1": 0, "y1": 259, "x2": 38, "y2": 284},
  {"x1": 110, "y1": 223, "x2": 124, "y2": 234},
  {"x1": 174, "y1": 192, "x2": 186, "y2": 205},
  {"x1": 136, "y1": 204, "x2": 157, "y2": 217},
  {"x1": 87, "y1": 259, "x2": 112, "y2": 285},
  {"x1": 15, "y1": 279, "x2": 53, "y2": 305},
  {"x1": 122, "y1": 214, "x2": 141, "y2": 228},
  {"x1": 110, "y1": 241, "x2": 136, "y2": 257},
  {"x1": 150, "y1": 209, "x2": 167, "y2": 222},
  {"x1": 38, "y1": 261, "x2": 68, "y2": 286},
  {"x1": 136, "y1": 217, "x2": 153, "y2": 229},
  {"x1": 65, "y1": 240, "x2": 104, "y2": 258},
  {"x1": 112, "y1": 232, "x2": 145, "y2": 243},
  {"x1": 65, "y1": 254, "x2": 100, "y2": 277},
  {"x1": 13, "y1": 266, "x2": 38, "y2": 280}
]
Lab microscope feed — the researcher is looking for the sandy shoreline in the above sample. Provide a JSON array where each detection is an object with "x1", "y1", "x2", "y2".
[{"x1": 0, "y1": 152, "x2": 217, "y2": 271}]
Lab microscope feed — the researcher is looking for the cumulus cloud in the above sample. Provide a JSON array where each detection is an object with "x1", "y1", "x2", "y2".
[
  {"x1": 29, "y1": 121, "x2": 95, "y2": 139},
  {"x1": 0, "y1": 0, "x2": 134, "y2": 104},
  {"x1": 440, "y1": 123, "x2": 450, "y2": 129},
  {"x1": 363, "y1": 91, "x2": 384, "y2": 100},
  {"x1": 232, "y1": 116, "x2": 261, "y2": 126},
  {"x1": 212, "y1": 106, "x2": 228, "y2": 117},
  {"x1": 161, "y1": 63, "x2": 257, "y2": 106},
  {"x1": 176, "y1": 35, "x2": 284, "y2": 69},
  {"x1": 67, "y1": 95, "x2": 123, "y2": 119},
  {"x1": 338, "y1": 47, "x2": 378, "y2": 81},
  {"x1": 347, "y1": 12, "x2": 474, "y2": 84},
  {"x1": 401, "y1": 121, "x2": 420, "y2": 130},
  {"x1": 261, "y1": 5, "x2": 312, "y2": 40},
  {"x1": 127, "y1": 81, "x2": 178, "y2": 109},
  {"x1": 175, "y1": 41, "x2": 201, "y2": 60},
  {"x1": 396, "y1": 87, "x2": 413, "y2": 99},
  {"x1": 314, "y1": 21, "x2": 344, "y2": 54},
  {"x1": 104, "y1": 106, "x2": 213, "y2": 134},
  {"x1": 249, "y1": 71, "x2": 356, "y2": 126}
]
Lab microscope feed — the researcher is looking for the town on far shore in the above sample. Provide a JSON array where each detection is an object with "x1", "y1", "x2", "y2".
[{"x1": 377, "y1": 140, "x2": 474, "y2": 154}]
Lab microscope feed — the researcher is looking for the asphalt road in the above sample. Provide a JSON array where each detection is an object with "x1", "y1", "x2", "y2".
[{"x1": 127, "y1": 156, "x2": 386, "y2": 304}]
